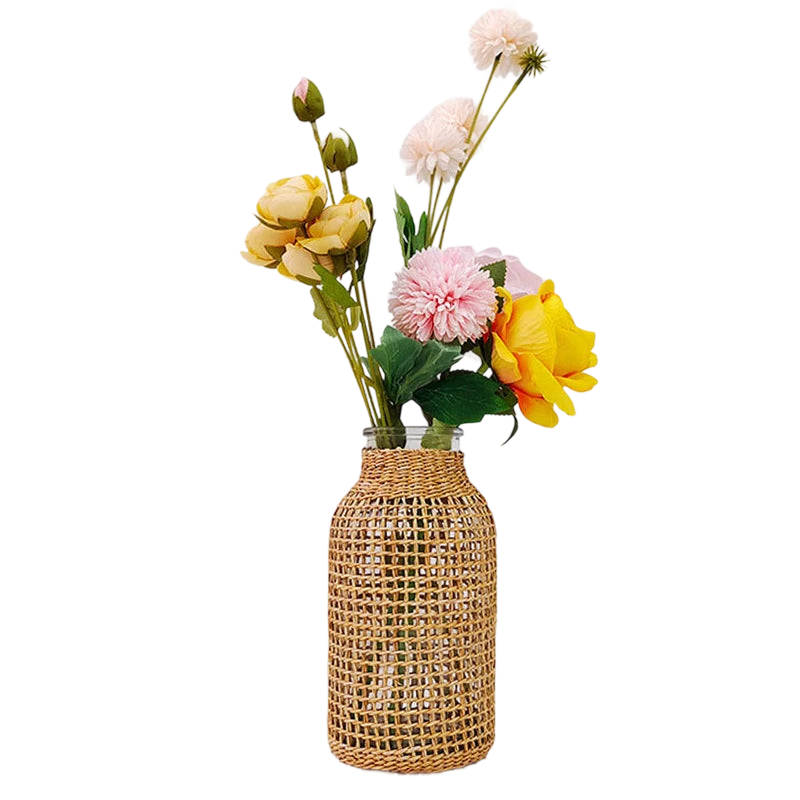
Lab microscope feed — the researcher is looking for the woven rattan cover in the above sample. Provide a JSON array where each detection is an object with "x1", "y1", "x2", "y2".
[{"x1": 328, "y1": 449, "x2": 497, "y2": 772}]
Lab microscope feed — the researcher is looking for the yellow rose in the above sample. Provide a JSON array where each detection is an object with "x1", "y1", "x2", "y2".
[
  {"x1": 240, "y1": 224, "x2": 298, "y2": 268},
  {"x1": 256, "y1": 175, "x2": 327, "y2": 229},
  {"x1": 491, "y1": 281, "x2": 597, "y2": 427},
  {"x1": 278, "y1": 243, "x2": 334, "y2": 283},
  {"x1": 298, "y1": 195, "x2": 371, "y2": 256}
]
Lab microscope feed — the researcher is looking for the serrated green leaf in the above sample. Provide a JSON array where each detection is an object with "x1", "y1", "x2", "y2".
[
  {"x1": 393, "y1": 339, "x2": 461, "y2": 404},
  {"x1": 413, "y1": 370, "x2": 515, "y2": 425},
  {"x1": 310, "y1": 287, "x2": 338, "y2": 338},
  {"x1": 370, "y1": 327, "x2": 422, "y2": 401},
  {"x1": 314, "y1": 265, "x2": 357, "y2": 309},
  {"x1": 480, "y1": 259, "x2": 507, "y2": 288}
]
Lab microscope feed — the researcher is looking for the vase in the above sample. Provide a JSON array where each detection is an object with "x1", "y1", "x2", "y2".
[{"x1": 327, "y1": 426, "x2": 497, "y2": 773}]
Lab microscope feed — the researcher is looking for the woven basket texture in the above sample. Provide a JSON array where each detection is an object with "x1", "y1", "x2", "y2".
[{"x1": 328, "y1": 448, "x2": 497, "y2": 773}]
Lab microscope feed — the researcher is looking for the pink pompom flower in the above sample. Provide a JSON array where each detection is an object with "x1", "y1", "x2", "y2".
[
  {"x1": 475, "y1": 247, "x2": 542, "y2": 299},
  {"x1": 469, "y1": 9, "x2": 537, "y2": 78},
  {"x1": 389, "y1": 247, "x2": 498, "y2": 344}
]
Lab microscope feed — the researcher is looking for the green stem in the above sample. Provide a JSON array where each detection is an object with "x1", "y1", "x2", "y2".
[
  {"x1": 311, "y1": 122, "x2": 336, "y2": 203},
  {"x1": 466, "y1": 56, "x2": 499, "y2": 144},
  {"x1": 427, "y1": 178, "x2": 443, "y2": 246},
  {"x1": 431, "y1": 72, "x2": 527, "y2": 246},
  {"x1": 426, "y1": 174, "x2": 434, "y2": 228},
  {"x1": 341, "y1": 170, "x2": 350, "y2": 195}
]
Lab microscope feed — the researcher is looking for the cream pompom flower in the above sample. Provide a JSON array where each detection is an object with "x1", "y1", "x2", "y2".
[
  {"x1": 469, "y1": 9, "x2": 537, "y2": 78},
  {"x1": 397, "y1": 94, "x2": 490, "y2": 186},
  {"x1": 389, "y1": 247, "x2": 498, "y2": 344}
]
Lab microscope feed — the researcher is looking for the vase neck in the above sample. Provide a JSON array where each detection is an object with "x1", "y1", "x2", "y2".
[
  {"x1": 363, "y1": 426, "x2": 463, "y2": 451},
  {"x1": 357, "y1": 449, "x2": 471, "y2": 496}
]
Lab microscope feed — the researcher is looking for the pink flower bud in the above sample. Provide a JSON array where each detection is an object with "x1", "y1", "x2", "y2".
[{"x1": 294, "y1": 77, "x2": 309, "y2": 104}]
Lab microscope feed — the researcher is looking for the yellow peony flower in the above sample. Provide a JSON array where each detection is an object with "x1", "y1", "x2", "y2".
[
  {"x1": 298, "y1": 195, "x2": 371, "y2": 256},
  {"x1": 277, "y1": 243, "x2": 334, "y2": 283},
  {"x1": 256, "y1": 175, "x2": 327, "y2": 229},
  {"x1": 240, "y1": 224, "x2": 298, "y2": 268},
  {"x1": 491, "y1": 281, "x2": 597, "y2": 427}
]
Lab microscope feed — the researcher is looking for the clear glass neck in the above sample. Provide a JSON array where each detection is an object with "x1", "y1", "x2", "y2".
[{"x1": 363, "y1": 426, "x2": 463, "y2": 451}]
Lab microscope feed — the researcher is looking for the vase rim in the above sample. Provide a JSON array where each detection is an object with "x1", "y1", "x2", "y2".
[{"x1": 363, "y1": 426, "x2": 463, "y2": 436}]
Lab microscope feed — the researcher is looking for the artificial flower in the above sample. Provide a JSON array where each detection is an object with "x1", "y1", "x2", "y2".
[
  {"x1": 292, "y1": 77, "x2": 325, "y2": 122},
  {"x1": 491, "y1": 282, "x2": 596, "y2": 426},
  {"x1": 469, "y1": 9, "x2": 538, "y2": 78},
  {"x1": 240, "y1": 224, "x2": 298, "y2": 268},
  {"x1": 429, "y1": 98, "x2": 488, "y2": 152},
  {"x1": 299, "y1": 195, "x2": 371, "y2": 256},
  {"x1": 476, "y1": 247, "x2": 544, "y2": 300},
  {"x1": 278, "y1": 243, "x2": 334, "y2": 282},
  {"x1": 322, "y1": 128, "x2": 358, "y2": 172},
  {"x1": 257, "y1": 175, "x2": 327, "y2": 229},
  {"x1": 397, "y1": 115, "x2": 467, "y2": 187},
  {"x1": 389, "y1": 246, "x2": 497, "y2": 344}
]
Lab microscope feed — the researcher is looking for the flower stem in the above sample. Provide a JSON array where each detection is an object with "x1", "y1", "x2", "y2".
[
  {"x1": 311, "y1": 121, "x2": 336, "y2": 203},
  {"x1": 431, "y1": 72, "x2": 527, "y2": 246},
  {"x1": 341, "y1": 170, "x2": 350, "y2": 196},
  {"x1": 466, "y1": 56, "x2": 499, "y2": 145},
  {"x1": 427, "y1": 178, "x2": 443, "y2": 245},
  {"x1": 426, "y1": 174, "x2": 434, "y2": 229}
]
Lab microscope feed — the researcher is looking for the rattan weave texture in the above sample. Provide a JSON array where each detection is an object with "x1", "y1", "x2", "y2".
[{"x1": 328, "y1": 448, "x2": 497, "y2": 773}]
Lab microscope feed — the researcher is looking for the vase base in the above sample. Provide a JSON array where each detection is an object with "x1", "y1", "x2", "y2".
[{"x1": 328, "y1": 747, "x2": 493, "y2": 778}]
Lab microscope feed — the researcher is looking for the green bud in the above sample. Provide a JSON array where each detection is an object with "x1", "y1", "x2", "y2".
[
  {"x1": 322, "y1": 128, "x2": 358, "y2": 172},
  {"x1": 292, "y1": 78, "x2": 325, "y2": 123}
]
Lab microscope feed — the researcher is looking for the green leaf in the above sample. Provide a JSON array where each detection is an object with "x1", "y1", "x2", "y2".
[
  {"x1": 313, "y1": 265, "x2": 357, "y2": 309},
  {"x1": 370, "y1": 326, "x2": 422, "y2": 401},
  {"x1": 413, "y1": 370, "x2": 515, "y2": 425},
  {"x1": 308, "y1": 289, "x2": 336, "y2": 339},
  {"x1": 310, "y1": 287, "x2": 339, "y2": 338},
  {"x1": 420, "y1": 419, "x2": 457, "y2": 451},
  {"x1": 412, "y1": 211, "x2": 428, "y2": 253},
  {"x1": 501, "y1": 407, "x2": 520, "y2": 445},
  {"x1": 480, "y1": 259, "x2": 507, "y2": 288},
  {"x1": 393, "y1": 339, "x2": 461, "y2": 404},
  {"x1": 394, "y1": 191, "x2": 415, "y2": 265}
]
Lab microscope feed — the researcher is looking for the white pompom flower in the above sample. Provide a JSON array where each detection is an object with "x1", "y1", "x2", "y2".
[
  {"x1": 469, "y1": 9, "x2": 537, "y2": 78},
  {"x1": 397, "y1": 94, "x2": 490, "y2": 187}
]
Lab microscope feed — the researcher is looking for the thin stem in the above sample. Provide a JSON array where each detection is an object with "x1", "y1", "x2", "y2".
[
  {"x1": 311, "y1": 122, "x2": 336, "y2": 203},
  {"x1": 427, "y1": 177, "x2": 444, "y2": 246},
  {"x1": 340, "y1": 170, "x2": 350, "y2": 195},
  {"x1": 466, "y1": 57, "x2": 499, "y2": 145},
  {"x1": 426, "y1": 174, "x2": 434, "y2": 227},
  {"x1": 431, "y1": 73, "x2": 527, "y2": 246}
]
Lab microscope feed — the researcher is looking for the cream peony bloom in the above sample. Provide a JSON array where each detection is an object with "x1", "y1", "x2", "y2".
[
  {"x1": 299, "y1": 195, "x2": 371, "y2": 256},
  {"x1": 469, "y1": 9, "x2": 537, "y2": 78},
  {"x1": 240, "y1": 224, "x2": 297, "y2": 268},
  {"x1": 397, "y1": 94, "x2": 491, "y2": 186},
  {"x1": 278, "y1": 243, "x2": 334, "y2": 283},
  {"x1": 257, "y1": 175, "x2": 327, "y2": 229}
]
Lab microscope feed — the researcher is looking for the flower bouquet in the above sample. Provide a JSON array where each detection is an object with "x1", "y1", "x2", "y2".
[
  {"x1": 240, "y1": 9, "x2": 597, "y2": 773},
  {"x1": 240, "y1": 0, "x2": 598, "y2": 449}
]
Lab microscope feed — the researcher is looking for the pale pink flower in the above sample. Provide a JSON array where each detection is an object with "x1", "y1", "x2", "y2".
[
  {"x1": 389, "y1": 247, "x2": 498, "y2": 343},
  {"x1": 429, "y1": 98, "x2": 488, "y2": 153},
  {"x1": 475, "y1": 247, "x2": 544, "y2": 300},
  {"x1": 400, "y1": 117, "x2": 467, "y2": 184},
  {"x1": 469, "y1": 9, "x2": 537, "y2": 78}
]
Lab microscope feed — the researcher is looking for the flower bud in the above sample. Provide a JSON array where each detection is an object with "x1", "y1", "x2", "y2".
[
  {"x1": 292, "y1": 77, "x2": 325, "y2": 123},
  {"x1": 256, "y1": 175, "x2": 327, "y2": 229},
  {"x1": 278, "y1": 243, "x2": 334, "y2": 284},
  {"x1": 322, "y1": 128, "x2": 358, "y2": 172}
]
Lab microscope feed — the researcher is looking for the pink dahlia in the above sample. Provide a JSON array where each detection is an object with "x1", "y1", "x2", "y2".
[
  {"x1": 474, "y1": 247, "x2": 542, "y2": 299},
  {"x1": 469, "y1": 9, "x2": 537, "y2": 78},
  {"x1": 389, "y1": 247, "x2": 498, "y2": 344}
]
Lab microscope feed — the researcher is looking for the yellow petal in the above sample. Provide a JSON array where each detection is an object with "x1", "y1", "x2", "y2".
[
  {"x1": 558, "y1": 372, "x2": 598, "y2": 392},
  {"x1": 276, "y1": 262, "x2": 297, "y2": 281},
  {"x1": 517, "y1": 352, "x2": 575, "y2": 415},
  {"x1": 493, "y1": 287, "x2": 513, "y2": 339},
  {"x1": 240, "y1": 250, "x2": 276, "y2": 268},
  {"x1": 554, "y1": 325, "x2": 595, "y2": 377},
  {"x1": 537, "y1": 279, "x2": 555, "y2": 298},
  {"x1": 504, "y1": 295, "x2": 557, "y2": 370},
  {"x1": 588, "y1": 352, "x2": 598, "y2": 368},
  {"x1": 491, "y1": 333, "x2": 522, "y2": 384},
  {"x1": 516, "y1": 391, "x2": 559, "y2": 427},
  {"x1": 299, "y1": 235, "x2": 344, "y2": 255}
]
